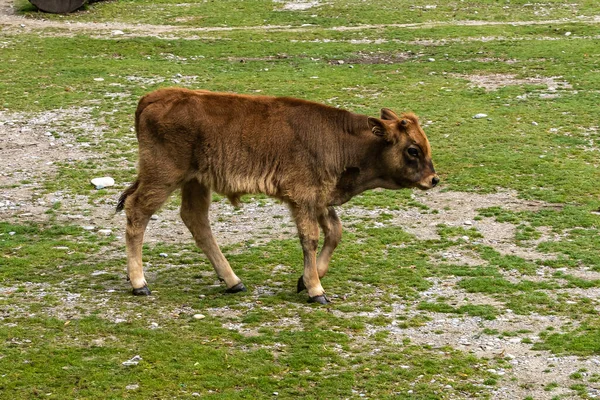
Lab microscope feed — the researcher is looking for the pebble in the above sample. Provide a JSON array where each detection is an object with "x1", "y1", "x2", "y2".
[
  {"x1": 8, "y1": 231, "x2": 16, "y2": 236},
  {"x1": 122, "y1": 355, "x2": 142, "y2": 366},
  {"x1": 82, "y1": 226, "x2": 95, "y2": 231},
  {"x1": 91, "y1": 177, "x2": 115, "y2": 189},
  {"x1": 193, "y1": 314, "x2": 206, "y2": 320},
  {"x1": 112, "y1": 30, "x2": 125, "y2": 35},
  {"x1": 125, "y1": 384, "x2": 139, "y2": 390},
  {"x1": 98, "y1": 229, "x2": 112, "y2": 236},
  {"x1": 565, "y1": 31, "x2": 572, "y2": 36},
  {"x1": 93, "y1": 77, "x2": 105, "y2": 82},
  {"x1": 159, "y1": 253, "x2": 168, "y2": 258},
  {"x1": 464, "y1": 220, "x2": 473, "y2": 226},
  {"x1": 428, "y1": 58, "x2": 435, "y2": 62},
  {"x1": 532, "y1": 121, "x2": 539, "y2": 126},
  {"x1": 473, "y1": 113, "x2": 488, "y2": 119},
  {"x1": 150, "y1": 322, "x2": 159, "y2": 329}
]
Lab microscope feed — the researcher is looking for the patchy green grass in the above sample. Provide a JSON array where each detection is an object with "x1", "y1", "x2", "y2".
[
  {"x1": 2, "y1": 0, "x2": 600, "y2": 398},
  {"x1": 535, "y1": 319, "x2": 600, "y2": 356}
]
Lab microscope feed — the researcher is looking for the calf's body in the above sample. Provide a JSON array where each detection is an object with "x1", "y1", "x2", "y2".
[{"x1": 118, "y1": 88, "x2": 438, "y2": 303}]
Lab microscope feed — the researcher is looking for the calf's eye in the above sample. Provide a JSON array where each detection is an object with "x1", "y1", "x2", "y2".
[{"x1": 407, "y1": 148, "x2": 419, "y2": 157}]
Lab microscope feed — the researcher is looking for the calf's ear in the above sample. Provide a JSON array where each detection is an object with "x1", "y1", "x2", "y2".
[
  {"x1": 368, "y1": 117, "x2": 391, "y2": 140},
  {"x1": 380, "y1": 108, "x2": 400, "y2": 121}
]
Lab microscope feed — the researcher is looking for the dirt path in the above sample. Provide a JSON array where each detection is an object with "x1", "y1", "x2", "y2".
[{"x1": 1, "y1": 1, "x2": 599, "y2": 38}]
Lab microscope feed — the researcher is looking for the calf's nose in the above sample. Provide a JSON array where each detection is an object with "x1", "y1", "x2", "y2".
[{"x1": 431, "y1": 176, "x2": 440, "y2": 187}]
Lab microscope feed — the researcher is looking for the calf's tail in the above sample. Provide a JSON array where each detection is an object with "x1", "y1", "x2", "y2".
[{"x1": 116, "y1": 180, "x2": 139, "y2": 212}]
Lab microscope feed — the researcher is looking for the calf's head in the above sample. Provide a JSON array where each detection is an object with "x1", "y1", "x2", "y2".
[{"x1": 368, "y1": 108, "x2": 439, "y2": 190}]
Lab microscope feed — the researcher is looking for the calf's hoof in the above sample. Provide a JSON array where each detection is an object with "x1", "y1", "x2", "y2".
[
  {"x1": 225, "y1": 282, "x2": 247, "y2": 294},
  {"x1": 132, "y1": 285, "x2": 151, "y2": 296},
  {"x1": 296, "y1": 276, "x2": 307, "y2": 293},
  {"x1": 308, "y1": 295, "x2": 330, "y2": 304}
]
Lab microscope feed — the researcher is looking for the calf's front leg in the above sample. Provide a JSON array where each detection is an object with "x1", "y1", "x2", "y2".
[
  {"x1": 291, "y1": 206, "x2": 329, "y2": 304},
  {"x1": 297, "y1": 207, "x2": 342, "y2": 295}
]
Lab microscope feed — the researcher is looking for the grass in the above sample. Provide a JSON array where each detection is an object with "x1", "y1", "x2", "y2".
[{"x1": 2, "y1": 0, "x2": 600, "y2": 398}]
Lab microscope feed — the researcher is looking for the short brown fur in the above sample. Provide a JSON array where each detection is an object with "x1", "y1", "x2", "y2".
[{"x1": 119, "y1": 88, "x2": 438, "y2": 301}]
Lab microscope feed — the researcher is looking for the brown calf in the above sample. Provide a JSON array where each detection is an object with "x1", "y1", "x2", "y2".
[{"x1": 117, "y1": 88, "x2": 439, "y2": 304}]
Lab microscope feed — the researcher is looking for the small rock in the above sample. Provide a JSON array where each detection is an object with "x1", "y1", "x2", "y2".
[
  {"x1": 428, "y1": 58, "x2": 435, "y2": 62},
  {"x1": 460, "y1": 235, "x2": 470, "y2": 241},
  {"x1": 150, "y1": 322, "x2": 159, "y2": 329},
  {"x1": 532, "y1": 121, "x2": 538, "y2": 126},
  {"x1": 337, "y1": 60, "x2": 344, "y2": 65},
  {"x1": 82, "y1": 226, "x2": 95, "y2": 231},
  {"x1": 93, "y1": 77, "x2": 105, "y2": 82},
  {"x1": 8, "y1": 231, "x2": 16, "y2": 236},
  {"x1": 273, "y1": 392, "x2": 279, "y2": 396},
  {"x1": 98, "y1": 229, "x2": 112, "y2": 236},
  {"x1": 473, "y1": 113, "x2": 488, "y2": 119},
  {"x1": 159, "y1": 253, "x2": 168, "y2": 258},
  {"x1": 112, "y1": 30, "x2": 125, "y2": 35},
  {"x1": 91, "y1": 176, "x2": 115, "y2": 189},
  {"x1": 122, "y1": 355, "x2": 142, "y2": 366},
  {"x1": 464, "y1": 220, "x2": 473, "y2": 226},
  {"x1": 193, "y1": 314, "x2": 206, "y2": 320},
  {"x1": 565, "y1": 31, "x2": 572, "y2": 36},
  {"x1": 125, "y1": 384, "x2": 139, "y2": 390}
]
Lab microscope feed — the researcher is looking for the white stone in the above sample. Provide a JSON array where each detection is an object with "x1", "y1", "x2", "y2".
[
  {"x1": 91, "y1": 177, "x2": 115, "y2": 189},
  {"x1": 473, "y1": 113, "x2": 488, "y2": 119},
  {"x1": 193, "y1": 314, "x2": 206, "y2": 320},
  {"x1": 122, "y1": 355, "x2": 142, "y2": 366}
]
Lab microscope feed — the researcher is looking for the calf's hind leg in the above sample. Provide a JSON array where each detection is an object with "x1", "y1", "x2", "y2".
[
  {"x1": 124, "y1": 181, "x2": 176, "y2": 295},
  {"x1": 180, "y1": 180, "x2": 245, "y2": 293},
  {"x1": 297, "y1": 207, "x2": 342, "y2": 294}
]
